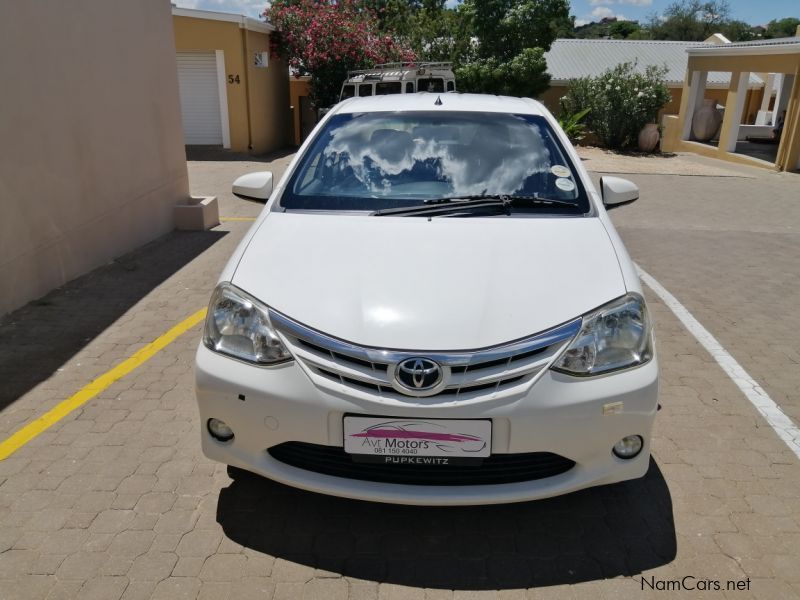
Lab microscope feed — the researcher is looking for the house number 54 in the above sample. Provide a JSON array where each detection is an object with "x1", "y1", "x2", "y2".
[{"x1": 227, "y1": 75, "x2": 241, "y2": 84}]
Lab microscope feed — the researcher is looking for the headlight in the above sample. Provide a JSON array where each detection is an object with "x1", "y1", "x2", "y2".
[
  {"x1": 553, "y1": 293, "x2": 652, "y2": 376},
  {"x1": 203, "y1": 283, "x2": 292, "y2": 365}
]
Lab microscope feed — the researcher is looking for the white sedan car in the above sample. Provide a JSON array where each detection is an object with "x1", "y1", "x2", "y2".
[{"x1": 195, "y1": 93, "x2": 658, "y2": 505}]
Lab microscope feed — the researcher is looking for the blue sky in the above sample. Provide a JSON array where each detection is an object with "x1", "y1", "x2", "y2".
[
  {"x1": 568, "y1": 0, "x2": 798, "y2": 27},
  {"x1": 175, "y1": 0, "x2": 266, "y2": 18},
  {"x1": 176, "y1": 0, "x2": 797, "y2": 28}
]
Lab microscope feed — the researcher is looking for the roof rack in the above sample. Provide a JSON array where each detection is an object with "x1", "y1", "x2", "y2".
[
  {"x1": 346, "y1": 62, "x2": 453, "y2": 78},
  {"x1": 376, "y1": 61, "x2": 453, "y2": 70}
]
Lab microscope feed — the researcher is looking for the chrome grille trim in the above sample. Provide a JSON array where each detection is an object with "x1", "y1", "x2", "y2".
[{"x1": 269, "y1": 309, "x2": 581, "y2": 399}]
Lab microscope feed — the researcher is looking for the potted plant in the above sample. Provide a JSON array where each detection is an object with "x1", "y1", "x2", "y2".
[{"x1": 638, "y1": 122, "x2": 660, "y2": 152}]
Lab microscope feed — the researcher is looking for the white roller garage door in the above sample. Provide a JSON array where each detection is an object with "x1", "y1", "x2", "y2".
[{"x1": 176, "y1": 51, "x2": 225, "y2": 145}]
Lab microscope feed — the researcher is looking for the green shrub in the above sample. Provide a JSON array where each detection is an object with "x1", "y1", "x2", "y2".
[{"x1": 561, "y1": 62, "x2": 671, "y2": 150}]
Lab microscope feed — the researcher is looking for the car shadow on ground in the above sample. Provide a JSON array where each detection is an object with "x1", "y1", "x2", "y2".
[
  {"x1": 0, "y1": 230, "x2": 227, "y2": 410},
  {"x1": 217, "y1": 458, "x2": 676, "y2": 590}
]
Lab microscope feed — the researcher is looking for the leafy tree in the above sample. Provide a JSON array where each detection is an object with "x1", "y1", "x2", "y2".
[
  {"x1": 626, "y1": 28, "x2": 654, "y2": 40},
  {"x1": 454, "y1": 0, "x2": 568, "y2": 97},
  {"x1": 610, "y1": 21, "x2": 641, "y2": 39},
  {"x1": 720, "y1": 19, "x2": 756, "y2": 41},
  {"x1": 575, "y1": 18, "x2": 643, "y2": 40},
  {"x1": 361, "y1": 0, "x2": 419, "y2": 38},
  {"x1": 648, "y1": 0, "x2": 731, "y2": 40},
  {"x1": 554, "y1": 13, "x2": 576, "y2": 38},
  {"x1": 408, "y1": 5, "x2": 472, "y2": 62},
  {"x1": 460, "y1": 0, "x2": 570, "y2": 60},
  {"x1": 456, "y1": 48, "x2": 551, "y2": 97},
  {"x1": 268, "y1": 0, "x2": 415, "y2": 108},
  {"x1": 764, "y1": 17, "x2": 800, "y2": 39},
  {"x1": 269, "y1": 0, "x2": 570, "y2": 103},
  {"x1": 574, "y1": 20, "x2": 615, "y2": 39}
]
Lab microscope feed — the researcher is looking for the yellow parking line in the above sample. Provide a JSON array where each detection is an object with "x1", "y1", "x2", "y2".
[
  {"x1": 220, "y1": 217, "x2": 257, "y2": 222},
  {"x1": 0, "y1": 308, "x2": 208, "y2": 461}
]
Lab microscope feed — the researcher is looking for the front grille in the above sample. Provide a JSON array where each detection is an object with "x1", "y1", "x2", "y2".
[
  {"x1": 269, "y1": 308, "x2": 581, "y2": 400},
  {"x1": 296, "y1": 338, "x2": 388, "y2": 372},
  {"x1": 268, "y1": 442, "x2": 576, "y2": 486},
  {"x1": 315, "y1": 367, "x2": 526, "y2": 397}
]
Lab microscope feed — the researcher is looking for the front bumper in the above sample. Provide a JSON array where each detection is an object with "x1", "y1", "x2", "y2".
[{"x1": 195, "y1": 344, "x2": 658, "y2": 505}]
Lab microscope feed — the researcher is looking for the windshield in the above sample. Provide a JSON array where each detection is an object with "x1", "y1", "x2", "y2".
[{"x1": 280, "y1": 111, "x2": 589, "y2": 214}]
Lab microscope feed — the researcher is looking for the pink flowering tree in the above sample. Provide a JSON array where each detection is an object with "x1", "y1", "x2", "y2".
[{"x1": 267, "y1": 0, "x2": 416, "y2": 109}]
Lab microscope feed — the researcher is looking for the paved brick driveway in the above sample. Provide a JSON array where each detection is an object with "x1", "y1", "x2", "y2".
[{"x1": 0, "y1": 152, "x2": 798, "y2": 599}]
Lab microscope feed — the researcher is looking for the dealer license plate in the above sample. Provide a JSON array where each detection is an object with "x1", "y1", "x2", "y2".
[{"x1": 343, "y1": 416, "x2": 492, "y2": 461}]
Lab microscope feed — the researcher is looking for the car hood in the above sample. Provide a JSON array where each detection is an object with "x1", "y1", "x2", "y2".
[{"x1": 232, "y1": 213, "x2": 626, "y2": 350}]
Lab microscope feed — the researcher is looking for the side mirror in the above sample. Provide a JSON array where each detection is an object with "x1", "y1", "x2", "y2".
[
  {"x1": 232, "y1": 171, "x2": 273, "y2": 202},
  {"x1": 600, "y1": 176, "x2": 639, "y2": 209}
]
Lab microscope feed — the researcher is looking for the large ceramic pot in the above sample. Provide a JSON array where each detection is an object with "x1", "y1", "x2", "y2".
[
  {"x1": 692, "y1": 98, "x2": 722, "y2": 141},
  {"x1": 638, "y1": 123, "x2": 660, "y2": 152}
]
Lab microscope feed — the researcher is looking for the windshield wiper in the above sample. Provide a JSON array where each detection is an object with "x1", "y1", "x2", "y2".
[{"x1": 371, "y1": 194, "x2": 578, "y2": 216}]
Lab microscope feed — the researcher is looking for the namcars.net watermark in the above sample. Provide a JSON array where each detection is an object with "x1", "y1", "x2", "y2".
[{"x1": 641, "y1": 576, "x2": 751, "y2": 592}]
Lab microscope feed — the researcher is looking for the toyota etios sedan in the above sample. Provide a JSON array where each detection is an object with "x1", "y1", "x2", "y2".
[{"x1": 195, "y1": 93, "x2": 658, "y2": 505}]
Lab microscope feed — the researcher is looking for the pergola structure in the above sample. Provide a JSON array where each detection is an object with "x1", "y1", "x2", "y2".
[{"x1": 663, "y1": 35, "x2": 800, "y2": 172}]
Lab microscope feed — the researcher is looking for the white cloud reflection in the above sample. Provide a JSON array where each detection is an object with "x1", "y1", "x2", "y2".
[{"x1": 324, "y1": 115, "x2": 552, "y2": 198}]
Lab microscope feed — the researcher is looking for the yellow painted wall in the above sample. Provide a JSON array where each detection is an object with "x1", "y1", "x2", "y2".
[
  {"x1": 537, "y1": 86, "x2": 565, "y2": 114},
  {"x1": 662, "y1": 89, "x2": 683, "y2": 115},
  {"x1": 705, "y1": 88, "x2": 727, "y2": 105},
  {"x1": 290, "y1": 78, "x2": 312, "y2": 145},
  {"x1": 173, "y1": 16, "x2": 247, "y2": 150},
  {"x1": 744, "y1": 88, "x2": 764, "y2": 124},
  {"x1": 173, "y1": 16, "x2": 289, "y2": 153},
  {"x1": 661, "y1": 114, "x2": 681, "y2": 151},
  {"x1": 245, "y1": 29, "x2": 290, "y2": 154}
]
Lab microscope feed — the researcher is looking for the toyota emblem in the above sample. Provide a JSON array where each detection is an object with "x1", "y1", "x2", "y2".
[{"x1": 394, "y1": 357, "x2": 443, "y2": 394}]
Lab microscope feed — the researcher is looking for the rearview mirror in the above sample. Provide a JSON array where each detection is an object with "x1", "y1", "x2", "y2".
[
  {"x1": 232, "y1": 171, "x2": 273, "y2": 202},
  {"x1": 600, "y1": 176, "x2": 638, "y2": 209}
]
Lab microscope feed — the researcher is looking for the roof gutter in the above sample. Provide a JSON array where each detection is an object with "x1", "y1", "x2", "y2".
[
  {"x1": 687, "y1": 44, "x2": 800, "y2": 57},
  {"x1": 171, "y1": 7, "x2": 275, "y2": 33},
  {"x1": 240, "y1": 15, "x2": 274, "y2": 35}
]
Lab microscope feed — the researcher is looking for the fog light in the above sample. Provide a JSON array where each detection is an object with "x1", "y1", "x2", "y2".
[
  {"x1": 613, "y1": 435, "x2": 643, "y2": 459},
  {"x1": 208, "y1": 418, "x2": 234, "y2": 442}
]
